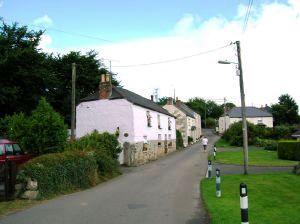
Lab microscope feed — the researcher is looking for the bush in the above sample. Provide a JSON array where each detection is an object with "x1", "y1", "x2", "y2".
[
  {"x1": 0, "y1": 98, "x2": 68, "y2": 155},
  {"x1": 176, "y1": 130, "x2": 184, "y2": 149},
  {"x1": 65, "y1": 131, "x2": 121, "y2": 159},
  {"x1": 278, "y1": 141, "x2": 300, "y2": 161},
  {"x1": 271, "y1": 125, "x2": 295, "y2": 140},
  {"x1": 205, "y1": 117, "x2": 216, "y2": 128},
  {"x1": 19, "y1": 150, "x2": 98, "y2": 198},
  {"x1": 255, "y1": 138, "x2": 278, "y2": 151},
  {"x1": 94, "y1": 150, "x2": 120, "y2": 175}
]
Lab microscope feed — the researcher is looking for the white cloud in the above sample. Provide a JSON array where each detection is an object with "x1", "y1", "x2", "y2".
[
  {"x1": 33, "y1": 15, "x2": 53, "y2": 27},
  {"x1": 51, "y1": 1, "x2": 300, "y2": 108},
  {"x1": 39, "y1": 34, "x2": 53, "y2": 51}
]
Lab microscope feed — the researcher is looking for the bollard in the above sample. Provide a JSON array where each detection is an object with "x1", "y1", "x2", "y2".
[
  {"x1": 216, "y1": 168, "x2": 221, "y2": 197},
  {"x1": 207, "y1": 160, "x2": 212, "y2": 179},
  {"x1": 240, "y1": 183, "x2": 249, "y2": 224},
  {"x1": 213, "y1": 146, "x2": 217, "y2": 160}
]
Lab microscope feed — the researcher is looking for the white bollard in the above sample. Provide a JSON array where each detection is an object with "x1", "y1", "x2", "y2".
[
  {"x1": 216, "y1": 168, "x2": 221, "y2": 197},
  {"x1": 240, "y1": 183, "x2": 249, "y2": 224},
  {"x1": 207, "y1": 160, "x2": 212, "y2": 179}
]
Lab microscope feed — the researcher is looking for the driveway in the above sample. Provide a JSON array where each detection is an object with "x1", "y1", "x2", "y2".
[{"x1": 0, "y1": 130, "x2": 218, "y2": 224}]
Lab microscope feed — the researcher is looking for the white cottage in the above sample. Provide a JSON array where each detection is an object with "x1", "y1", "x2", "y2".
[
  {"x1": 76, "y1": 74, "x2": 176, "y2": 166},
  {"x1": 163, "y1": 98, "x2": 202, "y2": 147},
  {"x1": 218, "y1": 107, "x2": 273, "y2": 134}
]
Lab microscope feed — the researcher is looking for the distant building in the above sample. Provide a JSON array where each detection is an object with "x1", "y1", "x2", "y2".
[
  {"x1": 163, "y1": 98, "x2": 201, "y2": 147},
  {"x1": 218, "y1": 107, "x2": 273, "y2": 134},
  {"x1": 76, "y1": 74, "x2": 176, "y2": 166}
]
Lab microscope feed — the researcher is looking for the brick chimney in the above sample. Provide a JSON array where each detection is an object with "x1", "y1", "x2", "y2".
[
  {"x1": 167, "y1": 97, "x2": 173, "y2": 105},
  {"x1": 99, "y1": 73, "x2": 112, "y2": 99}
]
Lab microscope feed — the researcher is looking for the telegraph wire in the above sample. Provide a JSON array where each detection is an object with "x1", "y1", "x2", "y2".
[
  {"x1": 242, "y1": 0, "x2": 254, "y2": 33},
  {"x1": 114, "y1": 43, "x2": 234, "y2": 68}
]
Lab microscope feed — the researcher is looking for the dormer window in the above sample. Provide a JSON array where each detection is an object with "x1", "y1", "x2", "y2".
[{"x1": 146, "y1": 111, "x2": 152, "y2": 127}]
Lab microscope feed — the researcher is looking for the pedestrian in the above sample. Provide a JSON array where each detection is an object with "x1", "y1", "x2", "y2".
[{"x1": 201, "y1": 136, "x2": 208, "y2": 152}]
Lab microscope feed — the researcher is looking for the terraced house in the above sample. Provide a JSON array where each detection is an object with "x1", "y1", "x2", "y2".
[
  {"x1": 163, "y1": 98, "x2": 202, "y2": 147},
  {"x1": 76, "y1": 74, "x2": 176, "y2": 166}
]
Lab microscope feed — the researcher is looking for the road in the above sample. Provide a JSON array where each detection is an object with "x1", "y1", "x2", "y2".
[{"x1": 1, "y1": 130, "x2": 217, "y2": 224}]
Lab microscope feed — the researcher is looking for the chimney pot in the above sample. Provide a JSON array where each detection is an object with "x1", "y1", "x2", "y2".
[{"x1": 151, "y1": 95, "x2": 154, "y2": 101}]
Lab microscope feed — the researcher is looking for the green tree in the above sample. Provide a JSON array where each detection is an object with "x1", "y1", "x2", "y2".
[
  {"x1": 27, "y1": 97, "x2": 68, "y2": 155},
  {"x1": 0, "y1": 20, "x2": 50, "y2": 117},
  {"x1": 157, "y1": 96, "x2": 169, "y2": 106},
  {"x1": 271, "y1": 94, "x2": 300, "y2": 125}
]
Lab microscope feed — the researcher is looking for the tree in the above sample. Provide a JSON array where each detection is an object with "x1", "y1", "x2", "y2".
[
  {"x1": 157, "y1": 96, "x2": 169, "y2": 106},
  {"x1": 271, "y1": 94, "x2": 300, "y2": 125},
  {"x1": 0, "y1": 20, "x2": 50, "y2": 117}
]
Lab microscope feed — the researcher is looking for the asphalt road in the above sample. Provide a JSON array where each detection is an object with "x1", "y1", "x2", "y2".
[{"x1": 1, "y1": 130, "x2": 218, "y2": 224}]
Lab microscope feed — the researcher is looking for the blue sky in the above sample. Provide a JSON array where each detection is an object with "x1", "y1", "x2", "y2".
[{"x1": 1, "y1": 0, "x2": 300, "y2": 107}]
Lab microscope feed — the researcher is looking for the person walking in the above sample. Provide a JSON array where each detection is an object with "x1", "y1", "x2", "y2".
[{"x1": 201, "y1": 136, "x2": 208, "y2": 152}]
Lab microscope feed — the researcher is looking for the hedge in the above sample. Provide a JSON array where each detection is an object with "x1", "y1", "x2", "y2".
[
  {"x1": 277, "y1": 141, "x2": 300, "y2": 161},
  {"x1": 255, "y1": 138, "x2": 278, "y2": 151},
  {"x1": 19, "y1": 151, "x2": 98, "y2": 198}
]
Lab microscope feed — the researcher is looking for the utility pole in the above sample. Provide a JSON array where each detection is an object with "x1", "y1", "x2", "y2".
[
  {"x1": 224, "y1": 97, "x2": 227, "y2": 131},
  {"x1": 236, "y1": 41, "x2": 249, "y2": 175},
  {"x1": 71, "y1": 63, "x2": 76, "y2": 140}
]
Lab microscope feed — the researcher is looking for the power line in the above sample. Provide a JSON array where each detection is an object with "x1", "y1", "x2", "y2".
[
  {"x1": 114, "y1": 43, "x2": 234, "y2": 68},
  {"x1": 242, "y1": 0, "x2": 254, "y2": 33},
  {"x1": 1, "y1": 17, "x2": 113, "y2": 43}
]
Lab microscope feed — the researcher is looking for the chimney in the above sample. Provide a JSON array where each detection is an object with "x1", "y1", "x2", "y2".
[
  {"x1": 99, "y1": 73, "x2": 112, "y2": 99},
  {"x1": 151, "y1": 95, "x2": 154, "y2": 101},
  {"x1": 167, "y1": 97, "x2": 173, "y2": 105},
  {"x1": 176, "y1": 97, "x2": 181, "y2": 106}
]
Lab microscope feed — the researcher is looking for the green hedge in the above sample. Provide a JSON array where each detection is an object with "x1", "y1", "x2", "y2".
[
  {"x1": 176, "y1": 130, "x2": 184, "y2": 149},
  {"x1": 278, "y1": 141, "x2": 300, "y2": 161},
  {"x1": 255, "y1": 138, "x2": 278, "y2": 151},
  {"x1": 20, "y1": 151, "x2": 98, "y2": 198}
]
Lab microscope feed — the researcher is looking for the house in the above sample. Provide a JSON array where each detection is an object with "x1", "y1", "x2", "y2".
[
  {"x1": 218, "y1": 107, "x2": 273, "y2": 134},
  {"x1": 291, "y1": 130, "x2": 300, "y2": 140},
  {"x1": 163, "y1": 98, "x2": 202, "y2": 147},
  {"x1": 76, "y1": 73, "x2": 176, "y2": 166}
]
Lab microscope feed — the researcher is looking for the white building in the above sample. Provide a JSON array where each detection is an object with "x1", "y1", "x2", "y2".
[
  {"x1": 218, "y1": 107, "x2": 273, "y2": 134},
  {"x1": 76, "y1": 74, "x2": 176, "y2": 166},
  {"x1": 163, "y1": 98, "x2": 202, "y2": 147}
]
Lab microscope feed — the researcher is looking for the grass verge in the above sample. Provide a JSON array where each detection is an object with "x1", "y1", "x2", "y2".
[
  {"x1": 214, "y1": 138, "x2": 236, "y2": 148},
  {"x1": 209, "y1": 148, "x2": 298, "y2": 166},
  {"x1": 201, "y1": 172, "x2": 300, "y2": 224}
]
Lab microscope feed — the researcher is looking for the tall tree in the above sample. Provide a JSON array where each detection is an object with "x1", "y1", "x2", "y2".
[
  {"x1": 271, "y1": 94, "x2": 300, "y2": 125},
  {"x1": 0, "y1": 20, "x2": 49, "y2": 117}
]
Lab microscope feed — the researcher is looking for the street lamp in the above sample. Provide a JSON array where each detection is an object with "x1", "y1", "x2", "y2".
[{"x1": 218, "y1": 41, "x2": 249, "y2": 175}]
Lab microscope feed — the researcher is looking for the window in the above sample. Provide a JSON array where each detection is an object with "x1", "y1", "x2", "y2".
[
  {"x1": 168, "y1": 134, "x2": 172, "y2": 147},
  {"x1": 157, "y1": 114, "x2": 161, "y2": 129},
  {"x1": 257, "y1": 119, "x2": 263, "y2": 124},
  {"x1": 158, "y1": 134, "x2": 162, "y2": 146},
  {"x1": 168, "y1": 117, "x2": 172, "y2": 130},
  {"x1": 6, "y1": 144, "x2": 14, "y2": 156},
  {"x1": 13, "y1": 144, "x2": 24, "y2": 155},
  {"x1": 146, "y1": 111, "x2": 152, "y2": 127},
  {"x1": 0, "y1": 145, "x2": 4, "y2": 156}
]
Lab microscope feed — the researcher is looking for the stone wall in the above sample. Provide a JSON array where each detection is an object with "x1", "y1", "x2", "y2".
[{"x1": 123, "y1": 140, "x2": 176, "y2": 166}]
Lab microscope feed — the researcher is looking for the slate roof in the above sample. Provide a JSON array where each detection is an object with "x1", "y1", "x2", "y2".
[
  {"x1": 80, "y1": 86, "x2": 174, "y2": 117},
  {"x1": 175, "y1": 103, "x2": 195, "y2": 118},
  {"x1": 227, "y1": 107, "x2": 273, "y2": 118}
]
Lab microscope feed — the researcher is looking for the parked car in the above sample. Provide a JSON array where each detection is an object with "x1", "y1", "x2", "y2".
[{"x1": 0, "y1": 139, "x2": 32, "y2": 168}]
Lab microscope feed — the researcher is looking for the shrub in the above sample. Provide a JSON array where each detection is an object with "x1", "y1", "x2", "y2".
[
  {"x1": 19, "y1": 150, "x2": 98, "y2": 197},
  {"x1": 271, "y1": 125, "x2": 295, "y2": 140},
  {"x1": 277, "y1": 141, "x2": 300, "y2": 161},
  {"x1": 94, "y1": 150, "x2": 120, "y2": 175},
  {"x1": 205, "y1": 117, "x2": 216, "y2": 128},
  {"x1": 65, "y1": 131, "x2": 121, "y2": 159},
  {"x1": 255, "y1": 138, "x2": 278, "y2": 151},
  {"x1": 176, "y1": 130, "x2": 184, "y2": 149}
]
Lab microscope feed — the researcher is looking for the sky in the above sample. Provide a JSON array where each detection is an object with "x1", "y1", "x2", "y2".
[{"x1": 1, "y1": 0, "x2": 299, "y2": 108}]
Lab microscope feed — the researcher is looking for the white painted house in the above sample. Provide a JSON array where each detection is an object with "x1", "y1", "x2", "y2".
[
  {"x1": 76, "y1": 74, "x2": 176, "y2": 166},
  {"x1": 163, "y1": 98, "x2": 202, "y2": 147},
  {"x1": 218, "y1": 107, "x2": 273, "y2": 134}
]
